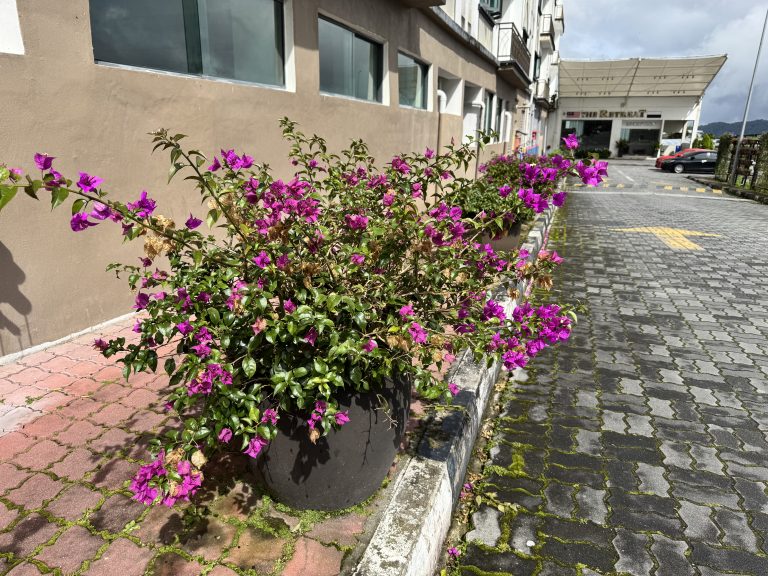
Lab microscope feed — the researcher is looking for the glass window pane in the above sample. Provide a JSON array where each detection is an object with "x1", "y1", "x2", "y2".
[
  {"x1": 198, "y1": 0, "x2": 284, "y2": 86},
  {"x1": 398, "y1": 53, "x2": 427, "y2": 109},
  {"x1": 319, "y1": 18, "x2": 353, "y2": 97},
  {"x1": 352, "y1": 35, "x2": 382, "y2": 102},
  {"x1": 90, "y1": 0, "x2": 189, "y2": 73}
]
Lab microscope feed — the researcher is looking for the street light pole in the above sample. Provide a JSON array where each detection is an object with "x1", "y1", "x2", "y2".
[{"x1": 729, "y1": 7, "x2": 768, "y2": 185}]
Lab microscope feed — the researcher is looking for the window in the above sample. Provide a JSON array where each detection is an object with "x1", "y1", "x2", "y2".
[
  {"x1": 495, "y1": 99, "x2": 504, "y2": 141},
  {"x1": 561, "y1": 120, "x2": 612, "y2": 149},
  {"x1": 484, "y1": 91, "x2": 494, "y2": 135},
  {"x1": 398, "y1": 53, "x2": 428, "y2": 109},
  {"x1": 319, "y1": 17, "x2": 383, "y2": 102},
  {"x1": 89, "y1": 0, "x2": 285, "y2": 86}
]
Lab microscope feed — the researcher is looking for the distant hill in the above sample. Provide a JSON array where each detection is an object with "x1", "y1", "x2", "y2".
[{"x1": 699, "y1": 119, "x2": 768, "y2": 137}]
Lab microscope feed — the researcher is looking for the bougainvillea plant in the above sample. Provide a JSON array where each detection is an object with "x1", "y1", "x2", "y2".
[
  {"x1": 0, "y1": 124, "x2": 604, "y2": 507},
  {"x1": 446, "y1": 132, "x2": 608, "y2": 238}
]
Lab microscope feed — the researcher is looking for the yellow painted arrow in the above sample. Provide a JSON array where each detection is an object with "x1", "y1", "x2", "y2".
[{"x1": 612, "y1": 227, "x2": 720, "y2": 250}]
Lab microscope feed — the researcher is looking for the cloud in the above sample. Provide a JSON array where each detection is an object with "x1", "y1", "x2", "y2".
[{"x1": 560, "y1": 0, "x2": 768, "y2": 123}]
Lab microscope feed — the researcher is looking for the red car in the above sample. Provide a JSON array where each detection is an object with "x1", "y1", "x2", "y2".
[{"x1": 656, "y1": 148, "x2": 708, "y2": 168}]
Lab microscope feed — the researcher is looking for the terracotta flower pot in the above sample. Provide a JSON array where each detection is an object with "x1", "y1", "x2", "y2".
[{"x1": 252, "y1": 374, "x2": 411, "y2": 510}]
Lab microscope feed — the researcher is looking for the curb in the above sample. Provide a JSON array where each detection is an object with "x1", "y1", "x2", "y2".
[
  {"x1": 687, "y1": 175, "x2": 768, "y2": 204},
  {"x1": 352, "y1": 206, "x2": 558, "y2": 576}
]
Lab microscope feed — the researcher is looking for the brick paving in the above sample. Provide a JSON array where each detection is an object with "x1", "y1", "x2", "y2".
[
  {"x1": 456, "y1": 163, "x2": 768, "y2": 575},
  {"x1": 0, "y1": 321, "x2": 374, "y2": 575}
]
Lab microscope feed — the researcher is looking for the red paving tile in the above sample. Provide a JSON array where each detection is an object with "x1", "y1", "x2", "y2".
[
  {"x1": 12, "y1": 439, "x2": 69, "y2": 470},
  {"x1": 90, "y1": 382, "x2": 130, "y2": 403},
  {"x1": 65, "y1": 377, "x2": 102, "y2": 397},
  {"x1": 306, "y1": 513, "x2": 367, "y2": 546},
  {"x1": 6, "y1": 473, "x2": 65, "y2": 510},
  {"x1": 207, "y1": 567, "x2": 239, "y2": 576},
  {"x1": 21, "y1": 413, "x2": 71, "y2": 438},
  {"x1": 35, "y1": 525, "x2": 105, "y2": 574},
  {"x1": 50, "y1": 448, "x2": 101, "y2": 481},
  {"x1": 0, "y1": 432, "x2": 36, "y2": 459},
  {"x1": 123, "y1": 410, "x2": 166, "y2": 433},
  {"x1": 84, "y1": 538, "x2": 153, "y2": 576},
  {"x1": 18, "y1": 351, "x2": 57, "y2": 367},
  {"x1": 5, "y1": 562, "x2": 43, "y2": 575},
  {"x1": 225, "y1": 528, "x2": 286, "y2": 573},
  {"x1": 90, "y1": 458, "x2": 135, "y2": 491},
  {"x1": 0, "y1": 407, "x2": 40, "y2": 432},
  {"x1": 88, "y1": 428, "x2": 134, "y2": 454},
  {"x1": 180, "y1": 520, "x2": 238, "y2": 561},
  {"x1": 34, "y1": 372, "x2": 76, "y2": 391},
  {"x1": 56, "y1": 420, "x2": 106, "y2": 446},
  {"x1": 3, "y1": 385, "x2": 44, "y2": 406},
  {"x1": 282, "y1": 537, "x2": 343, "y2": 576},
  {"x1": 89, "y1": 494, "x2": 145, "y2": 534},
  {"x1": 0, "y1": 378, "x2": 17, "y2": 395},
  {"x1": 44, "y1": 484, "x2": 103, "y2": 521},
  {"x1": 63, "y1": 361, "x2": 102, "y2": 378},
  {"x1": 28, "y1": 391, "x2": 70, "y2": 412},
  {"x1": 0, "y1": 463, "x2": 30, "y2": 494},
  {"x1": 88, "y1": 402, "x2": 135, "y2": 426},
  {"x1": 7, "y1": 367, "x2": 49, "y2": 386},
  {"x1": 92, "y1": 365, "x2": 126, "y2": 382},
  {"x1": 152, "y1": 552, "x2": 207, "y2": 576},
  {"x1": 0, "y1": 513, "x2": 60, "y2": 557},
  {"x1": 122, "y1": 388, "x2": 160, "y2": 409},
  {"x1": 0, "y1": 501, "x2": 19, "y2": 530},
  {"x1": 56, "y1": 397, "x2": 104, "y2": 418},
  {"x1": 37, "y1": 355, "x2": 80, "y2": 374}
]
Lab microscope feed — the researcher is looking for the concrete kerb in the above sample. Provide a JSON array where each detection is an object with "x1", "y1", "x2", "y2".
[
  {"x1": 352, "y1": 206, "x2": 557, "y2": 576},
  {"x1": 686, "y1": 174, "x2": 768, "y2": 204}
]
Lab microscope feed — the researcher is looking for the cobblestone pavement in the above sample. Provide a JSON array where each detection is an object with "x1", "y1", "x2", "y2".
[
  {"x1": 457, "y1": 160, "x2": 768, "y2": 575},
  {"x1": 0, "y1": 320, "x2": 371, "y2": 575}
]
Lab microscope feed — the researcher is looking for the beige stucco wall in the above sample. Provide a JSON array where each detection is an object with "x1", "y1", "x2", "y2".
[{"x1": 0, "y1": 0, "x2": 518, "y2": 356}]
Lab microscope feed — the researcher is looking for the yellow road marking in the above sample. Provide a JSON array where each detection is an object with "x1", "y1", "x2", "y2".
[
  {"x1": 613, "y1": 227, "x2": 720, "y2": 250},
  {"x1": 713, "y1": 189, "x2": 722, "y2": 194},
  {"x1": 616, "y1": 184, "x2": 625, "y2": 188},
  {"x1": 664, "y1": 185, "x2": 673, "y2": 190},
  {"x1": 679, "y1": 187, "x2": 688, "y2": 191},
  {"x1": 696, "y1": 188, "x2": 706, "y2": 192}
]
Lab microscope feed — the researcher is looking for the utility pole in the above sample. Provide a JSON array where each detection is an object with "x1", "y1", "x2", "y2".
[{"x1": 729, "y1": 7, "x2": 768, "y2": 185}]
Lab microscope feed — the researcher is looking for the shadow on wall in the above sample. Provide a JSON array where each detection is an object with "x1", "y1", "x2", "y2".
[{"x1": 0, "y1": 242, "x2": 32, "y2": 356}]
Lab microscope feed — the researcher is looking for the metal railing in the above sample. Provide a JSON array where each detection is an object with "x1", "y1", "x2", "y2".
[{"x1": 496, "y1": 22, "x2": 531, "y2": 73}]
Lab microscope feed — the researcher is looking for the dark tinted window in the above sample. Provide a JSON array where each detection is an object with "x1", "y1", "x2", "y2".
[
  {"x1": 319, "y1": 17, "x2": 382, "y2": 102},
  {"x1": 398, "y1": 53, "x2": 428, "y2": 109}
]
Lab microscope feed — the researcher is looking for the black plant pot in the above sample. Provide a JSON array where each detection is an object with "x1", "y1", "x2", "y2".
[
  {"x1": 483, "y1": 221, "x2": 523, "y2": 253},
  {"x1": 252, "y1": 374, "x2": 411, "y2": 510}
]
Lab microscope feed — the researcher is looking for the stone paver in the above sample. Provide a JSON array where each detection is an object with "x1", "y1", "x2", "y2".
[{"x1": 456, "y1": 161, "x2": 768, "y2": 575}]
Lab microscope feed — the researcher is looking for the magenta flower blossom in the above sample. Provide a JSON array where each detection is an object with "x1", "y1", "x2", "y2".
[
  {"x1": 240, "y1": 154, "x2": 254, "y2": 169},
  {"x1": 76, "y1": 172, "x2": 103, "y2": 193},
  {"x1": 362, "y1": 339, "x2": 378, "y2": 352},
  {"x1": 34, "y1": 153, "x2": 55, "y2": 171},
  {"x1": 345, "y1": 213, "x2": 369, "y2": 230},
  {"x1": 90, "y1": 202, "x2": 112, "y2": 221},
  {"x1": 133, "y1": 293, "x2": 150, "y2": 311},
  {"x1": 562, "y1": 133, "x2": 579, "y2": 150},
  {"x1": 448, "y1": 382, "x2": 459, "y2": 396},
  {"x1": 92, "y1": 338, "x2": 109, "y2": 352},
  {"x1": 70, "y1": 212, "x2": 96, "y2": 232},
  {"x1": 283, "y1": 299, "x2": 296, "y2": 313},
  {"x1": 176, "y1": 321, "x2": 193, "y2": 335},
  {"x1": 276, "y1": 254, "x2": 290, "y2": 269},
  {"x1": 185, "y1": 214, "x2": 202, "y2": 229},
  {"x1": 425, "y1": 147, "x2": 435, "y2": 159},
  {"x1": 262, "y1": 408, "x2": 278, "y2": 425},
  {"x1": 350, "y1": 253, "x2": 365, "y2": 265},
  {"x1": 335, "y1": 411, "x2": 350, "y2": 426},
  {"x1": 482, "y1": 299, "x2": 507, "y2": 322},
  {"x1": 408, "y1": 322, "x2": 428, "y2": 344},
  {"x1": 208, "y1": 157, "x2": 221, "y2": 172},
  {"x1": 218, "y1": 428, "x2": 233, "y2": 443},
  {"x1": 253, "y1": 251, "x2": 271, "y2": 269},
  {"x1": 383, "y1": 192, "x2": 395, "y2": 207},
  {"x1": 130, "y1": 453, "x2": 166, "y2": 505},
  {"x1": 498, "y1": 184, "x2": 512, "y2": 198},
  {"x1": 126, "y1": 190, "x2": 156, "y2": 218},
  {"x1": 552, "y1": 191, "x2": 567, "y2": 207},
  {"x1": 303, "y1": 326, "x2": 318, "y2": 346},
  {"x1": 44, "y1": 169, "x2": 66, "y2": 190},
  {"x1": 447, "y1": 547, "x2": 461, "y2": 559},
  {"x1": 244, "y1": 436, "x2": 269, "y2": 458},
  {"x1": 399, "y1": 304, "x2": 414, "y2": 318}
]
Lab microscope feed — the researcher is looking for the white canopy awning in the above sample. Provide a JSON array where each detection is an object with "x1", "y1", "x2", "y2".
[{"x1": 558, "y1": 55, "x2": 727, "y2": 98}]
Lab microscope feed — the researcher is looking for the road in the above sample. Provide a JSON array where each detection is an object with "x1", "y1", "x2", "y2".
[{"x1": 455, "y1": 159, "x2": 768, "y2": 575}]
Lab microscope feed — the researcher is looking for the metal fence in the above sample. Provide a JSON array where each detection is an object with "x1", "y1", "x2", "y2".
[{"x1": 715, "y1": 133, "x2": 768, "y2": 192}]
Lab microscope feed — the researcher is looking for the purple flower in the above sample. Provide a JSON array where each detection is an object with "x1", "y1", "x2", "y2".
[
  {"x1": 283, "y1": 299, "x2": 296, "y2": 313},
  {"x1": 126, "y1": 190, "x2": 156, "y2": 218},
  {"x1": 176, "y1": 320, "x2": 193, "y2": 335},
  {"x1": 240, "y1": 154, "x2": 254, "y2": 169},
  {"x1": 34, "y1": 153, "x2": 54, "y2": 171},
  {"x1": 252, "y1": 251, "x2": 271, "y2": 269},
  {"x1": 482, "y1": 299, "x2": 507, "y2": 322},
  {"x1": 208, "y1": 157, "x2": 221, "y2": 172},
  {"x1": 70, "y1": 212, "x2": 96, "y2": 232},
  {"x1": 345, "y1": 213, "x2": 369, "y2": 230},
  {"x1": 498, "y1": 185, "x2": 512, "y2": 198},
  {"x1": 303, "y1": 326, "x2": 318, "y2": 346},
  {"x1": 335, "y1": 411, "x2": 350, "y2": 426},
  {"x1": 350, "y1": 253, "x2": 365, "y2": 266},
  {"x1": 448, "y1": 382, "x2": 459, "y2": 396},
  {"x1": 130, "y1": 454, "x2": 166, "y2": 505},
  {"x1": 218, "y1": 428, "x2": 233, "y2": 443},
  {"x1": 134, "y1": 293, "x2": 150, "y2": 311},
  {"x1": 425, "y1": 147, "x2": 435, "y2": 159},
  {"x1": 90, "y1": 202, "x2": 112, "y2": 221},
  {"x1": 76, "y1": 172, "x2": 103, "y2": 193},
  {"x1": 362, "y1": 339, "x2": 378, "y2": 352},
  {"x1": 447, "y1": 547, "x2": 461, "y2": 559},
  {"x1": 92, "y1": 338, "x2": 109, "y2": 352},
  {"x1": 276, "y1": 254, "x2": 290, "y2": 269},
  {"x1": 399, "y1": 304, "x2": 415, "y2": 318},
  {"x1": 383, "y1": 192, "x2": 395, "y2": 207},
  {"x1": 185, "y1": 214, "x2": 203, "y2": 229},
  {"x1": 244, "y1": 436, "x2": 269, "y2": 458},
  {"x1": 408, "y1": 322, "x2": 428, "y2": 344},
  {"x1": 262, "y1": 408, "x2": 278, "y2": 425},
  {"x1": 552, "y1": 191, "x2": 567, "y2": 207},
  {"x1": 562, "y1": 133, "x2": 580, "y2": 150}
]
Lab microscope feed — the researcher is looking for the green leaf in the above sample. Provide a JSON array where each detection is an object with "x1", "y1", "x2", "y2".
[
  {"x1": 0, "y1": 185, "x2": 18, "y2": 212},
  {"x1": 164, "y1": 358, "x2": 176, "y2": 376},
  {"x1": 206, "y1": 208, "x2": 219, "y2": 228},
  {"x1": 242, "y1": 356, "x2": 257, "y2": 378},
  {"x1": 50, "y1": 187, "x2": 69, "y2": 210},
  {"x1": 350, "y1": 366, "x2": 362, "y2": 385},
  {"x1": 71, "y1": 198, "x2": 87, "y2": 214},
  {"x1": 207, "y1": 307, "x2": 220, "y2": 323},
  {"x1": 0, "y1": 167, "x2": 9, "y2": 181},
  {"x1": 292, "y1": 366, "x2": 308, "y2": 378},
  {"x1": 168, "y1": 162, "x2": 184, "y2": 183}
]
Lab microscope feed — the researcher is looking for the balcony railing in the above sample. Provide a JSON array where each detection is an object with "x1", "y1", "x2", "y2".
[
  {"x1": 400, "y1": 0, "x2": 445, "y2": 8},
  {"x1": 497, "y1": 22, "x2": 531, "y2": 75},
  {"x1": 539, "y1": 14, "x2": 555, "y2": 50}
]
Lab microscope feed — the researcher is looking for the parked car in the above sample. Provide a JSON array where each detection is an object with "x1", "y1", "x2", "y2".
[
  {"x1": 655, "y1": 148, "x2": 708, "y2": 168},
  {"x1": 660, "y1": 150, "x2": 718, "y2": 174}
]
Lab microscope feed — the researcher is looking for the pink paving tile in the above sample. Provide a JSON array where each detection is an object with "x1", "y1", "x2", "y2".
[
  {"x1": 93, "y1": 365, "x2": 126, "y2": 382},
  {"x1": 3, "y1": 385, "x2": 45, "y2": 406},
  {"x1": 122, "y1": 388, "x2": 161, "y2": 409},
  {"x1": 0, "y1": 462, "x2": 30, "y2": 494},
  {"x1": 281, "y1": 537, "x2": 343, "y2": 576},
  {"x1": 90, "y1": 458, "x2": 135, "y2": 491},
  {"x1": 12, "y1": 439, "x2": 69, "y2": 470},
  {"x1": 0, "y1": 407, "x2": 41, "y2": 433},
  {"x1": 0, "y1": 378, "x2": 17, "y2": 395},
  {"x1": 18, "y1": 351, "x2": 57, "y2": 367},
  {"x1": 29, "y1": 391, "x2": 70, "y2": 412},
  {"x1": 21, "y1": 413, "x2": 71, "y2": 438},
  {"x1": 44, "y1": 484, "x2": 103, "y2": 521},
  {"x1": 123, "y1": 410, "x2": 167, "y2": 433},
  {"x1": 152, "y1": 552, "x2": 207, "y2": 576},
  {"x1": 63, "y1": 361, "x2": 102, "y2": 379},
  {"x1": 207, "y1": 567, "x2": 239, "y2": 576},
  {"x1": 180, "y1": 520, "x2": 238, "y2": 562},
  {"x1": 225, "y1": 528, "x2": 286, "y2": 573},
  {"x1": 56, "y1": 420, "x2": 107, "y2": 446},
  {"x1": 34, "y1": 372, "x2": 76, "y2": 391},
  {"x1": 37, "y1": 355, "x2": 80, "y2": 374},
  {"x1": 7, "y1": 367, "x2": 49, "y2": 386},
  {"x1": 0, "y1": 501, "x2": 19, "y2": 530},
  {"x1": 5, "y1": 562, "x2": 43, "y2": 575},
  {"x1": 6, "y1": 473, "x2": 65, "y2": 509},
  {"x1": 50, "y1": 448, "x2": 101, "y2": 481},
  {"x1": 133, "y1": 503, "x2": 184, "y2": 545},
  {"x1": 0, "y1": 514, "x2": 59, "y2": 557},
  {"x1": 0, "y1": 432, "x2": 36, "y2": 459},
  {"x1": 90, "y1": 382, "x2": 131, "y2": 403},
  {"x1": 0, "y1": 363, "x2": 25, "y2": 378},
  {"x1": 88, "y1": 428, "x2": 135, "y2": 455},
  {"x1": 88, "y1": 402, "x2": 136, "y2": 426},
  {"x1": 56, "y1": 397, "x2": 104, "y2": 419},
  {"x1": 84, "y1": 538, "x2": 153, "y2": 576},
  {"x1": 65, "y1": 377, "x2": 102, "y2": 397},
  {"x1": 89, "y1": 494, "x2": 145, "y2": 534},
  {"x1": 34, "y1": 525, "x2": 105, "y2": 574},
  {"x1": 306, "y1": 513, "x2": 367, "y2": 546}
]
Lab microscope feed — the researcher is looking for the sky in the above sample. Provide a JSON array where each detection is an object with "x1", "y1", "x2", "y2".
[{"x1": 559, "y1": 0, "x2": 768, "y2": 124}]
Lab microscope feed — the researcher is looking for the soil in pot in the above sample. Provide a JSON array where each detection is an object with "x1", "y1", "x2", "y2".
[{"x1": 253, "y1": 375, "x2": 411, "y2": 510}]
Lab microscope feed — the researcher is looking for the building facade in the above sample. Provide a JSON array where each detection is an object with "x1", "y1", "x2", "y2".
[{"x1": 0, "y1": 0, "x2": 563, "y2": 356}]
